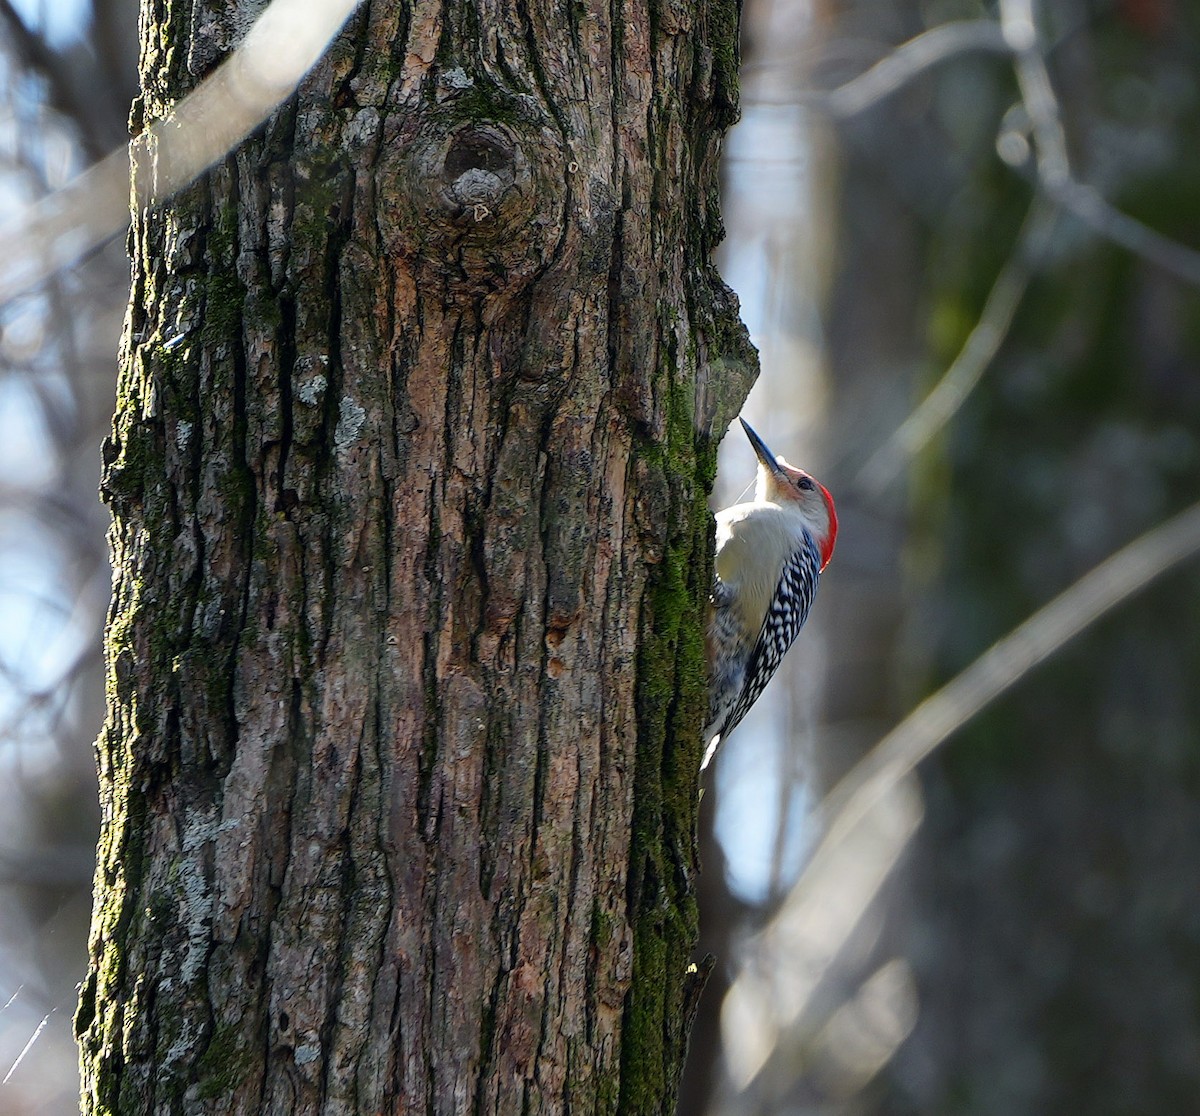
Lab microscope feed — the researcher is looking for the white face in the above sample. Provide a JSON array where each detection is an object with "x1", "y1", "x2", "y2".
[
  {"x1": 798, "y1": 478, "x2": 834, "y2": 538},
  {"x1": 763, "y1": 462, "x2": 827, "y2": 528},
  {"x1": 761, "y1": 460, "x2": 837, "y2": 569},
  {"x1": 795, "y1": 479, "x2": 832, "y2": 538}
]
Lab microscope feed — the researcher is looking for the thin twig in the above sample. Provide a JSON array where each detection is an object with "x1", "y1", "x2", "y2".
[{"x1": 2, "y1": 1009, "x2": 54, "y2": 1085}]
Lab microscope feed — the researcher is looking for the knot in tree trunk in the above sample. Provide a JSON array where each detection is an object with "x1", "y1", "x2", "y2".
[{"x1": 380, "y1": 89, "x2": 566, "y2": 295}]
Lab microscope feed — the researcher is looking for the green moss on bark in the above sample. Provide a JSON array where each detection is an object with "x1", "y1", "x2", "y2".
[{"x1": 619, "y1": 381, "x2": 717, "y2": 1115}]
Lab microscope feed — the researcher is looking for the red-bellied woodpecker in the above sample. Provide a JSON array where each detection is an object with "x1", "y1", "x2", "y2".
[{"x1": 703, "y1": 418, "x2": 838, "y2": 768}]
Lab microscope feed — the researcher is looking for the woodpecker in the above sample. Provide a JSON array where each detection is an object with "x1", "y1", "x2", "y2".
[{"x1": 703, "y1": 419, "x2": 838, "y2": 768}]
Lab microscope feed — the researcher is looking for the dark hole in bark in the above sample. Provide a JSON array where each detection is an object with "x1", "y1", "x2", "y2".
[
  {"x1": 279, "y1": 1012, "x2": 290, "y2": 1032},
  {"x1": 443, "y1": 129, "x2": 514, "y2": 185}
]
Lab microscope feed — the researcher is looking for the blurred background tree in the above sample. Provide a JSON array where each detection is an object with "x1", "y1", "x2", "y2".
[
  {"x1": 2, "y1": 0, "x2": 1199, "y2": 1113},
  {"x1": 0, "y1": 3, "x2": 134, "y2": 1113}
]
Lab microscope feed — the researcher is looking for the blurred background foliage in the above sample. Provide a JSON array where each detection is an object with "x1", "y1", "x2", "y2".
[{"x1": 1, "y1": 0, "x2": 1198, "y2": 1113}]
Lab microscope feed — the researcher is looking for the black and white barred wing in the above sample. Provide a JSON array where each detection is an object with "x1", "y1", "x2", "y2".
[{"x1": 721, "y1": 536, "x2": 822, "y2": 743}]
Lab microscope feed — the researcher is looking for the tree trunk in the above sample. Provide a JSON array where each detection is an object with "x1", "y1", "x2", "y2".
[{"x1": 76, "y1": 1, "x2": 754, "y2": 1112}]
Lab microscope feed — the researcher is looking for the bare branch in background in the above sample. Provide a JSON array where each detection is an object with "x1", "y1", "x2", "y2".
[
  {"x1": 0, "y1": 1, "x2": 105, "y2": 160},
  {"x1": 1045, "y1": 175, "x2": 1200, "y2": 287},
  {"x1": 740, "y1": 20, "x2": 1011, "y2": 111},
  {"x1": 749, "y1": 8, "x2": 1200, "y2": 291},
  {"x1": 820, "y1": 496, "x2": 1200, "y2": 880},
  {"x1": 0, "y1": 0, "x2": 362, "y2": 308},
  {"x1": 728, "y1": 498, "x2": 1200, "y2": 1098},
  {"x1": 838, "y1": 2, "x2": 1200, "y2": 496},
  {"x1": 856, "y1": 197, "x2": 1059, "y2": 496},
  {"x1": 1001, "y1": 0, "x2": 1069, "y2": 184},
  {"x1": 824, "y1": 20, "x2": 1011, "y2": 118},
  {"x1": 723, "y1": 772, "x2": 922, "y2": 1092},
  {"x1": 1000, "y1": 0, "x2": 1200, "y2": 287}
]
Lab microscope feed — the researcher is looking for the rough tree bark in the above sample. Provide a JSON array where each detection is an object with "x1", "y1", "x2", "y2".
[{"x1": 76, "y1": 0, "x2": 755, "y2": 1112}]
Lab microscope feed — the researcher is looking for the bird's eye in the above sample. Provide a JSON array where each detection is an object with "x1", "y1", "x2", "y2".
[{"x1": 797, "y1": 477, "x2": 815, "y2": 491}]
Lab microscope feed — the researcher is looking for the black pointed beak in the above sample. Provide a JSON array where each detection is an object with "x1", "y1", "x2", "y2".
[{"x1": 739, "y1": 418, "x2": 784, "y2": 478}]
